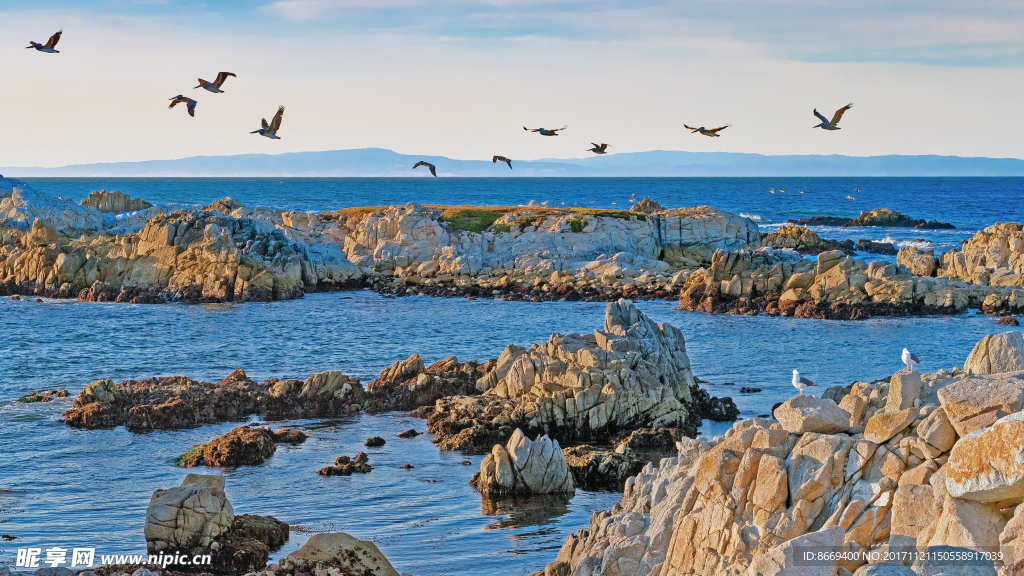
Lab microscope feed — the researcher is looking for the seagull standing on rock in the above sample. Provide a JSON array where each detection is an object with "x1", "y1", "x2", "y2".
[
  {"x1": 792, "y1": 370, "x2": 816, "y2": 395},
  {"x1": 902, "y1": 348, "x2": 921, "y2": 374}
]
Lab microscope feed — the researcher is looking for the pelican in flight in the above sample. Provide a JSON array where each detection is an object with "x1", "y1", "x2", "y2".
[
  {"x1": 792, "y1": 370, "x2": 816, "y2": 395},
  {"x1": 813, "y1": 103, "x2": 853, "y2": 130},
  {"x1": 847, "y1": 196, "x2": 856, "y2": 201},
  {"x1": 413, "y1": 161, "x2": 437, "y2": 177},
  {"x1": 901, "y1": 348, "x2": 921, "y2": 374},
  {"x1": 684, "y1": 124, "x2": 731, "y2": 137},
  {"x1": 587, "y1": 143, "x2": 611, "y2": 154},
  {"x1": 492, "y1": 156, "x2": 513, "y2": 170},
  {"x1": 168, "y1": 95, "x2": 197, "y2": 117},
  {"x1": 195, "y1": 72, "x2": 236, "y2": 93},
  {"x1": 524, "y1": 125, "x2": 567, "y2": 136},
  {"x1": 26, "y1": 30, "x2": 62, "y2": 53},
  {"x1": 250, "y1": 106, "x2": 284, "y2": 139}
]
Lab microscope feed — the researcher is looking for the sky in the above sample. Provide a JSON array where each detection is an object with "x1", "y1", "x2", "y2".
[{"x1": 1, "y1": 0, "x2": 1023, "y2": 167}]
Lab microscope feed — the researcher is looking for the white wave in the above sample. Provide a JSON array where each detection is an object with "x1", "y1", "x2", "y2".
[
  {"x1": 739, "y1": 213, "x2": 762, "y2": 222},
  {"x1": 880, "y1": 235, "x2": 933, "y2": 249}
]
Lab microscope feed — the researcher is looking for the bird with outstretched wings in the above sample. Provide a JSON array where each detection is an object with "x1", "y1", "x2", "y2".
[
  {"x1": 684, "y1": 124, "x2": 731, "y2": 137},
  {"x1": 27, "y1": 30, "x2": 63, "y2": 53},
  {"x1": 168, "y1": 95, "x2": 198, "y2": 117},
  {"x1": 413, "y1": 161, "x2": 437, "y2": 177},
  {"x1": 587, "y1": 143, "x2": 611, "y2": 154},
  {"x1": 524, "y1": 125, "x2": 567, "y2": 136},
  {"x1": 492, "y1": 156, "x2": 512, "y2": 170},
  {"x1": 813, "y1": 103, "x2": 853, "y2": 130}
]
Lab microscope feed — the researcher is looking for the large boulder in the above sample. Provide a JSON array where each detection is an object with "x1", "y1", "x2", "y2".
[
  {"x1": 277, "y1": 532, "x2": 400, "y2": 576},
  {"x1": 184, "y1": 425, "x2": 277, "y2": 467},
  {"x1": 144, "y1": 474, "x2": 234, "y2": 552},
  {"x1": 746, "y1": 525, "x2": 845, "y2": 576},
  {"x1": 474, "y1": 429, "x2": 574, "y2": 495},
  {"x1": 937, "y1": 371, "x2": 1024, "y2": 436},
  {"x1": 896, "y1": 246, "x2": 937, "y2": 277},
  {"x1": 774, "y1": 395, "x2": 851, "y2": 435},
  {"x1": 945, "y1": 411, "x2": 1024, "y2": 503},
  {"x1": 863, "y1": 408, "x2": 918, "y2": 444},
  {"x1": 964, "y1": 332, "x2": 1024, "y2": 375},
  {"x1": 80, "y1": 190, "x2": 153, "y2": 213}
]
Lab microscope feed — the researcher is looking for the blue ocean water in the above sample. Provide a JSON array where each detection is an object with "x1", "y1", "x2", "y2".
[{"x1": 2, "y1": 177, "x2": 1024, "y2": 575}]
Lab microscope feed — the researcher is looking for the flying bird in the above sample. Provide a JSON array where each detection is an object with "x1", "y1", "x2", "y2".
[
  {"x1": 855, "y1": 188, "x2": 861, "y2": 192},
  {"x1": 413, "y1": 161, "x2": 437, "y2": 177},
  {"x1": 792, "y1": 370, "x2": 816, "y2": 395},
  {"x1": 26, "y1": 30, "x2": 62, "y2": 53},
  {"x1": 814, "y1": 103, "x2": 853, "y2": 130},
  {"x1": 524, "y1": 125, "x2": 567, "y2": 136},
  {"x1": 168, "y1": 95, "x2": 197, "y2": 117},
  {"x1": 684, "y1": 124, "x2": 731, "y2": 137},
  {"x1": 492, "y1": 156, "x2": 513, "y2": 170},
  {"x1": 901, "y1": 348, "x2": 921, "y2": 374},
  {"x1": 250, "y1": 106, "x2": 284, "y2": 139},
  {"x1": 195, "y1": 72, "x2": 237, "y2": 93},
  {"x1": 587, "y1": 143, "x2": 611, "y2": 154},
  {"x1": 847, "y1": 196, "x2": 856, "y2": 201},
  {"x1": 780, "y1": 188, "x2": 786, "y2": 193}
]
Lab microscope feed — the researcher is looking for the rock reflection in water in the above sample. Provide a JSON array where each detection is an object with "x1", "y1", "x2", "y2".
[{"x1": 481, "y1": 493, "x2": 572, "y2": 530}]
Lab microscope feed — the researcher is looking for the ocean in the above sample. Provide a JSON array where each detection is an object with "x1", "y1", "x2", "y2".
[{"x1": 2, "y1": 177, "x2": 1024, "y2": 575}]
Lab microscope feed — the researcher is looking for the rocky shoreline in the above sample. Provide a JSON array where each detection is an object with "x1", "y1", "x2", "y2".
[{"x1": 8, "y1": 178, "x2": 1023, "y2": 321}]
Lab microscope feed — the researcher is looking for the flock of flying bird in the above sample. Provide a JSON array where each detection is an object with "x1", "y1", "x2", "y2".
[
  {"x1": 791, "y1": 348, "x2": 921, "y2": 396},
  {"x1": 25, "y1": 28, "x2": 856, "y2": 174}
]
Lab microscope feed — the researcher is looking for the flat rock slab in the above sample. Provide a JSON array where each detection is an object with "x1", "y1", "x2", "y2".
[
  {"x1": 775, "y1": 395, "x2": 851, "y2": 435},
  {"x1": 946, "y1": 411, "x2": 1024, "y2": 503},
  {"x1": 937, "y1": 370, "x2": 1024, "y2": 436},
  {"x1": 863, "y1": 408, "x2": 918, "y2": 444}
]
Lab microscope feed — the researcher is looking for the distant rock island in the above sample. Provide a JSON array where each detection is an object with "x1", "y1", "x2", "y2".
[{"x1": 790, "y1": 208, "x2": 956, "y2": 229}]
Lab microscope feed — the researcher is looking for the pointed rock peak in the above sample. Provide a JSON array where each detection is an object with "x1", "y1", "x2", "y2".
[{"x1": 605, "y1": 298, "x2": 643, "y2": 332}]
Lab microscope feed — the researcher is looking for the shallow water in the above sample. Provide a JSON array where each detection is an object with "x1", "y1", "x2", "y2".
[{"x1": 1, "y1": 291, "x2": 1021, "y2": 574}]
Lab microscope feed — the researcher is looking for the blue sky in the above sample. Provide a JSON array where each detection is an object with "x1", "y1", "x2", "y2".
[{"x1": 2, "y1": 1, "x2": 1022, "y2": 165}]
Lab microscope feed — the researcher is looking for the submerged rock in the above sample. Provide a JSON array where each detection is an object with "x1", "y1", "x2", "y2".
[{"x1": 473, "y1": 429, "x2": 575, "y2": 495}]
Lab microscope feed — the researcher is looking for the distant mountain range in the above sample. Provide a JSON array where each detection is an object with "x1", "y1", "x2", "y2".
[{"x1": 4, "y1": 148, "x2": 1024, "y2": 177}]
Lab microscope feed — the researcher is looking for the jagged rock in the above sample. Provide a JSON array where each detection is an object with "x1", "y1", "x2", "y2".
[
  {"x1": 365, "y1": 436, "x2": 386, "y2": 447},
  {"x1": 629, "y1": 196, "x2": 662, "y2": 214},
  {"x1": 0, "y1": 177, "x2": 112, "y2": 233},
  {"x1": 897, "y1": 246, "x2": 937, "y2": 277},
  {"x1": 277, "y1": 532, "x2": 400, "y2": 576},
  {"x1": 473, "y1": 429, "x2": 574, "y2": 495},
  {"x1": 80, "y1": 190, "x2": 153, "y2": 213},
  {"x1": 937, "y1": 371, "x2": 1024, "y2": 436},
  {"x1": 194, "y1": 426, "x2": 277, "y2": 467},
  {"x1": 271, "y1": 428, "x2": 307, "y2": 444},
  {"x1": 964, "y1": 332, "x2": 1024, "y2": 375},
  {"x1": 793, "y1": 208, "x2": 954, "y2": 229},
  {"x1": 885, "y1": 371, "x2": 922, "y2": 413},
  {"x1": 945, "y1": 411, "x2": 1024, "y2": 503},
  {"x1": 761, "y1": 225, "x2": 854, "y2": 255},
  {"x1": 999, "y1": 316, "x2": 1021, "y2": 326},
  {"x1": 774, "y1": 395, "x2": 851, "y2": 434},
  {"x1": 365, "y1": 355, "x2": 486, "y2": 413},
  {"x1": 317, "y1": 454, "x2": 372, "y2": 476},
  {"x1": 426, "y1": 299, "x2": 714, "y2": 451},
  {"x1": 864, "y1": 407, "x2": 918, "y2": 444},
  {"x1": 209, "y1": 514, "x2": 289, "y2": 574},
  {"x1": 144, "y1": 474, "x2": 234, "y2": 552},
  {"x1": 854, "y1": 240, "x2": 898, "y2": 255},
  {"x1": 745, "y1": 525, "x2": 845, "y2": 576}
]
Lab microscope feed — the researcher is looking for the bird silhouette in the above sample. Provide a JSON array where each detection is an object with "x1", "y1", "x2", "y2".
[
  {"x1": 26, "y1": 30, "x2": 62, "y2": 53},
  {"x1": 168, "y1": 95, "x2": 198, "y2": 117},
  {"x1": 250, "y1": 106, "x2": 284, "y2": 139},
  {"x1": 813, "y1": 103, "x2": 853, "y2": 130},
  {"x1": 684, "y1": 124, "x2": 731, "y2": 137},
  {"x1": 492, "y1": 156, "x2": 513, "y2": 170},
  {"x1": 524, "y1": 125, "x2": 567, "y2": 136},
  {"x1": 413, "y1": 161, "x2": 437, "y2": 177},
  {"x1": 587, "y1": 143, "x2": 611, "y2": 154},
  {"x1": 195, "y1": 72, "x2": 236, "y2": 93}
]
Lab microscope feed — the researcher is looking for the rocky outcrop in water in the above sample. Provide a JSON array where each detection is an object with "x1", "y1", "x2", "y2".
[
  {"x1": 272, "y1": 532, "x2": 402, "y2": 576},
  {"x1": 62, "y1": 369, "x2": 365, "y2": 430},
  {"x1": 939, "y1": 223, "x2": 1024, "y2": 315},
  {"x1": 80, "y1": 190, "x2": 154, "y2": 213},
  {"x1": 144, "y1": 474, "x2": 289, "y2": 574},
  {"x1": 424, "y1": 299, "x2": 734, "y2": 453},
  {"x1": 791, "y1": 208, "x2": 955, "y2": 229},
  {"x1": 760, "y1": 225, "x2": 854, "y2": 256},
  {"x1": 364, "y1": 354, "x2": 490, "y2": 413},
  {"x1": 472, "y1": 429, "x2": 575, "y2": 495},
  {"x1": 176, "y1": 425, "x2": 278, "y2": 468}
]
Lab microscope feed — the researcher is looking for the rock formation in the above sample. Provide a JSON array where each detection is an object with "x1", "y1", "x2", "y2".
[
  {"x1": 176, "y1": 425, "x2": 278, "y2": 467},
  {"x1": 144, "y1": 474, "x2": 289, "y2": 574},
  {"x1": 760, "y1": 225, "x2": 854, "y2": 256},
  {"x1": 80, "y1": 190, "x2": 154, "y2": 213},
  {"x1": 273, "y1": 532, "x2": 402, "y2": 576},
  {"x1": 964, "y1": 331, "x2": 1024, "y2": 375},
  {"x1": 473, "y1": 429, "x2": 575, "y2": 495},
  {"x1": 791, "y1": 208, "x2": 954, "y2": 229},
  {"x1": 424, "y1": 299, "x2": 722, "y2": 452},
  {"x1": 540, "y1": 360, "x2": 1024, "y2": 576}
]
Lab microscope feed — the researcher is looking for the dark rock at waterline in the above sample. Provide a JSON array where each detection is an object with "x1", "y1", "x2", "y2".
[
  {"x1": 855, "y1": 239, "x2": 898, "y2": 255},
  {"x1": 317, "y1": 456, "x2": 372, "y2": 476},
  {"x1": 790, "y1": 208, "x2": 954, "y2": 229},
  {"x1": 400, "y1": 464, "x2": 414, "y2": 469},
  {"x1": 16, "y1": 389, "x2": 69, "y2": 403},
  {"x1": 364, "y1": 436, "x2": 386, "y2": 447},
  {"x1": 397, "y1": 428, "x2": 420, "y2": 438},
  {"x1": 771, "y1": 402, "x2": 784, "y2": 419},
  {"x1": 365, "y1": 354, "x2": 490, "y2": 413},
  {"x1": 563, "y1": 445, "x2": 646, "y2": 491},
  {"x1": 176, "y1": 425, "x2": 277, "y2": 468},
  {"x1": 999, "y1": 316, "x2": 1020, "y2": 326},
  {"x1": 208, "y1": 514, "x2": 289, "y2": 574},
  {"x1": 271, "y1": 427, "x2": 308, "y2": 444},
  {"x1": 739, "y1": 387, "x2": 763, "y2": 394},
  {"x1": 688, "y1": 384, "x2": 740, "y2": 422},
  {"x1": 355, "y1": 451, "x2": 368, "y2": 463}
]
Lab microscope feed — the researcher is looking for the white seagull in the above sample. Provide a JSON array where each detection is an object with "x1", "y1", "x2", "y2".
[
  {"x1": 792, "y1": 370, "x2": 816, "y2": 395},
  {"x1": 27, "y1": 30, "x2": 62, "y2": 53},
  {"x1": 901, "y1": 348, "x2": 921, "y2": 374},
  {"x1": 813, "y1": 103, "x2": 853, "y2": 130},
  {"x1": 195, "y1": 72, "x2": 236, "y2": 94},
  {"x1": 250, "y1": 106, "x2": 284, "y2": 139}
]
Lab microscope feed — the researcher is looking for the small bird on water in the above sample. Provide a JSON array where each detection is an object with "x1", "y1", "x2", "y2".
[
  {"x1": 792, "y1": 370, "x2": 816, "y2": 395},
  {"x1": 901, "y1": 348, "x2": 921, "y2": 374},
  {"x1": 492, "y1": 156, "x2": 513, "y2": 170},
  {"x1": 413, "y1": 161, "x2": 437, "y2": 177},
  {"x1": 587, "y1": 143, "x2": 611, "y2": 154},
  {"x1": 684, "y1": 124, "x2": 731, "y2": 137},
  {"x1": 524, "y1": 125, "x2": 567, "y2": 136},
  {"x1": 168, "y1": 95, "x2": 198, "y2": 117},
  {"x1": 813, "y1": 103, "x2": 853, "y2": 130},
  {"x1": 27, "y1": 30, "x2": 62, "y2": 53},
  {"x1": 195, "y1": 72, "x2": 236, "y2": 93},
  {"x1": 250, "y1": 106, "x2": 284, "y2": 139}
]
